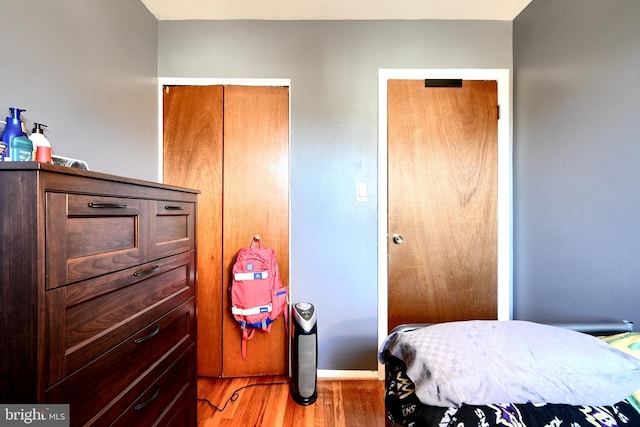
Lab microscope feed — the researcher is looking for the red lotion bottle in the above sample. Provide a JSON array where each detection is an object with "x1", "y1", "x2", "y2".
[{"x1": 29, "y1": 123, "x2": 52, "y2": 163}]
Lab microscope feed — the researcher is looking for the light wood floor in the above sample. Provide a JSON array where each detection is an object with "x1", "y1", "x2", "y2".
[{"x1": 197, "y1": 376, "x2": 386, "y2": 426}]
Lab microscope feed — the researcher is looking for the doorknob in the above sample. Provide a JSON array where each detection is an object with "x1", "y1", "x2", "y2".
[{"x1": 392, "y1": 233, "x2": 404, "y2": 244}]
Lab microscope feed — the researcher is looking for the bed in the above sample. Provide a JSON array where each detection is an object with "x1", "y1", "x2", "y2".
[{"x1": 378, "y1": 320, "x2": 640, "y2": 427}]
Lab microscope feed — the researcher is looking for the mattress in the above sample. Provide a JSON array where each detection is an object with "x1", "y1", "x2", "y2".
[{"x1": 378, "y1": 320, "x2": 640, "y2": 427}]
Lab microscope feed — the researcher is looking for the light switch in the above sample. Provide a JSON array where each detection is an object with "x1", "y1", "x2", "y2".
[{"x1": 356, "y1": 183, "x2": 367, "y2": 202}]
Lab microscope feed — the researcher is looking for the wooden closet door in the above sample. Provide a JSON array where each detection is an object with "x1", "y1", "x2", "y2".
[
  {"x1": 164, "y1": 84, "x2": 289, "y2": 378},
  {"x1": 222, "y1": 85, "x2": 289, "y2": 377},
  {"x1": 163, "y1": 85, "x2": 224, "y2": 376}
]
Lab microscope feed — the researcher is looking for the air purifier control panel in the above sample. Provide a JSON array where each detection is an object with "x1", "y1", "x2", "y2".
[{"x1": 293, "y1": 302, "x2": 316, "y2": 333}]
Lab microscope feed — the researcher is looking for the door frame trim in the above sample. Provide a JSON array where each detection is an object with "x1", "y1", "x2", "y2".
[{"x1": 377, "y1": 69, "x2": 512, "y2": 378}]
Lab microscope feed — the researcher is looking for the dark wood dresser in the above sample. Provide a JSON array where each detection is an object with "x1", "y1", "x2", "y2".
[{"x1": 0, "y1": 162, "x2": 198, "y2": 426}]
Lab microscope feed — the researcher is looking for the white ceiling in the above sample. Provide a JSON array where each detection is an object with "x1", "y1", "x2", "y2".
[{"x1": 141, "y1": 0, "x2": 533, "y2": 21}]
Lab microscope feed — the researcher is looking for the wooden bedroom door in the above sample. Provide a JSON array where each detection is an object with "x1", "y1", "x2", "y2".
[
  {"x1": 387, "y1": 79, "x2": 498, "y2": 332},
  {"x1": 163, "y1": 84, "x2": 289, "y2": 378}
]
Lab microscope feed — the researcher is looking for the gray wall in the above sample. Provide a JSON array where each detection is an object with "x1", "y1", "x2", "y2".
[
  {"x1": 159, "y1": 20, "x2": 513, "y2": 370},
  {"x1": 0, "y1": 0, "x2": 158, "y2": 181},
  {"x1": 513, "y1": 1, "x2": 640, "y2": 325},
  {"x1": 3, "y1": 0, "x2": 638, "y2": 374}
]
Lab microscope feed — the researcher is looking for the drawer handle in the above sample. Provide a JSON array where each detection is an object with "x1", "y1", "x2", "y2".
[
  {"x1": 164, "y1": 205, "x2": 185, "y2": 211},
  {"x1": 134, "y1": 324, "x2": 160, "y2": 344},
  {"x1": 134, "y1": 384, "x2": 160, "y2": 411},
  {"x1": 88, "y1": 202, "x2": 127, "y2": 209},
  {"x1": 133, "y1": 265, "x2": 160, "y2": 277}
]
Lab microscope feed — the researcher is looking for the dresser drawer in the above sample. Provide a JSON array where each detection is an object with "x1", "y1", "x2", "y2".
[
  {"x1": 46, "y1": 192, "x2": 148, "y2": 289},
  {"x1": 111, "y1": 347, "x2": 195, "y2": 427},
  {"x1": 149, "y1": 200, "x2": 196, "y2": 260},
  {"x1": 161, "y1": 393, "x2": 196, "y2": 427},
  {"x1": 46, "y1": 251, "x2": 196, "y2": 384},
  {"x1": 46, "y1": 301, "x2": 195, "y2": 427}
]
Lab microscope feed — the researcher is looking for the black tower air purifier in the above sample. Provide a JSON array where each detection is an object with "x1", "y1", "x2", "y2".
[{"x1": 291, "y1": 302, "x2": 317, "y2": 405}]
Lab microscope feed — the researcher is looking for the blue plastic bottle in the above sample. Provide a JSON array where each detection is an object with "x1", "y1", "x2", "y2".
[{"x1": 1, "y1": 108, "x2": 27, "y2": 159}]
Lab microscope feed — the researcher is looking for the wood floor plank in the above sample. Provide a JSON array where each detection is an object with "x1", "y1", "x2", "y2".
[{"x1": 197, "y1": 376, "x2": 386, "y2": 427}]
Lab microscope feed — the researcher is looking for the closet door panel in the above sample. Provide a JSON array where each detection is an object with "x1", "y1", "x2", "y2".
[
  {"x1": 222, "y1": 85, "x2": 290, "y2": 377},
  {"x1": 163, "y1": 85, "x2": 224, "y2": 377}
]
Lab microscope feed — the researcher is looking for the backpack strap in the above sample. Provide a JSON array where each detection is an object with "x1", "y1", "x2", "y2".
[
  {"x1": 250, "y1": 235, "x2": 263, "y2": 249},
  {"x1": 241, "y1": 325, "x2": 255, "y2": 360},
  {"x1": 283, "y1": 303, "x2": 289, "y2": 338}
]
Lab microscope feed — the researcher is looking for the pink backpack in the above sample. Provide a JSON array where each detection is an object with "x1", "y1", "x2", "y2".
[{"x1": 230, "y1": 238, "x2": 288, "y2": 359}]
